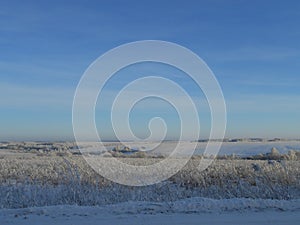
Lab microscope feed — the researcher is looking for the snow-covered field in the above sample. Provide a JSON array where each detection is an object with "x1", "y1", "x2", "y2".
[
  {"x1": 75, "y1": 140, "x2": 300, "y2": 156},
  {"x1": 1, "y1": 197, "x2": 299, "y2": 225},
  {"x1": 198, "y1": 141, "x2": 300, "y2": 156},
  {"x1": 131, "y1": 141, "x2": 300, "y2": 156},
  {"x1": 0, "y1": 142, "x2": 299, "y2": 224}
]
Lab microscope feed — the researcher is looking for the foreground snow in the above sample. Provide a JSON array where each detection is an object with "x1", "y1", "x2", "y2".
[{"x1": 1, "y1": 197, "x2": 299, "y2": 225}]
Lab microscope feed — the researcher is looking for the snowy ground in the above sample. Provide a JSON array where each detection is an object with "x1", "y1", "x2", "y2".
[
  {"x1": 1, "y1": 198, "x2": 299, "y2": 225},
  {"x1": 76, "y1": 141, "x2": 300, "y2": 156},
  {"x1": 1, "y1": 142, "x2": 299, "y2": 224}
]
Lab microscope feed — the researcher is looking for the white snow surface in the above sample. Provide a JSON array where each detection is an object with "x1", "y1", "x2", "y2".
[
  {"x1": 1, "y1": 197, "x2": 299, "y2": 225},
  {"x1": 78, "y1": 141, "x2": 300, "y2": 156}
]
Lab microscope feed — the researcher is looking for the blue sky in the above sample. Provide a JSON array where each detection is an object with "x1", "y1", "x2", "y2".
[{"x1": 0, "y1": 0, "x2": 300, "y2": 141}]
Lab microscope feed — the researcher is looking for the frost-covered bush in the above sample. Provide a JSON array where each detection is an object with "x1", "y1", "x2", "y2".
[
  {"x1": 242, "y1": 148, "x2": 299, "y2": 161},
  {"x1": 0, "y1": 153, "x2": 299, "y2": 209}
]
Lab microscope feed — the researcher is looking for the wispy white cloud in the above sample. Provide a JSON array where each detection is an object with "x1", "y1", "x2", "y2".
[
  {"x1": 0, "y1": 82, "x2": 74, "y2": 109},
  {"x1": 226, "y1": 93, "x2": 300, "y2": 113},
  {"x1": 233, "y1": 77, "x2": 300, "y2": 87},
  {"x1": 0, "y1": 60, "x2": 79, "y2": 80},
  {"x1": 207, "y1": 47, "x2": 300, "y2": 62}
]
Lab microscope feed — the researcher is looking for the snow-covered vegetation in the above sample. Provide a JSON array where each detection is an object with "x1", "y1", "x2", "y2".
[{"x1": 0, "y1": 144, "x2": 299, "y2": 209}]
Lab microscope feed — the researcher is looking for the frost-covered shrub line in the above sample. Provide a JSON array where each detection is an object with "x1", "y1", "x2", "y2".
[{"x1": 0, "y1": 153, "x2": 299, "y2": 209}]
